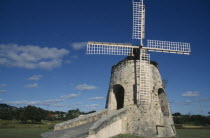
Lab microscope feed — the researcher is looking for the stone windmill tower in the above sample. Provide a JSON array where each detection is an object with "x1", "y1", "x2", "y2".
[
  {"x1": 45, "y1": 0, "x2": 191, "y2": 138},
  {"x1": 86, "y1": 0, "x2": 191, "y2": 137}
]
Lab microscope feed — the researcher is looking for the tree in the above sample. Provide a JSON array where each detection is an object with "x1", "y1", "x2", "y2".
[
  {"x1": 191, "y1": 115, "x2": 208, "y2": 126},
  {"x1": 0, "y1": 108, "x2": 14, "y2": 120},
  {"x1": 173, "y1": 112, "x2": 182, "y2": 116},
  {"x1": 18, "y1": 105, "x2": 49, "y2": 124},
  {"x1": 66, "y1": 109, "x2": 80, "y2": 119},
  {"x1": 37, "y1": 107, "x2": 49, "y2": 120},
  {"x1": 207, "y1": 116, "x2": 210, "y2": 125},
  {"x1": 173, "y1": 117, "x2": 182, "y2": 124},
  {"x1": 25, "y1": 105, "x2": 43, "y2": 123},
  {"x1": 19, "y1": 108, "x2": 28, "y2": 123}
]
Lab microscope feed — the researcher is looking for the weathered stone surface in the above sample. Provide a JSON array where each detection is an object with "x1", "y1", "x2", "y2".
[
  {"x1": 88, "y1": 108, "x2": 127, "y2": 137},
  {"x1": 54, "y1": 109, "x2": 108, "y2": 131},
  {"x1": 105, "y1": 59, "x2": 176, "y2": 137},
  {"x1": 44, "y1": 58, "x2": 176, "y2": 138},
  {"x1": 42, "y1": 121, "x2": 96, "y2": 138}
]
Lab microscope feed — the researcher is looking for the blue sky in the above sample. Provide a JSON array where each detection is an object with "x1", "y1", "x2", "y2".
[{"x1": 0, "y1": 0, "x2": 209, "y2": 115}]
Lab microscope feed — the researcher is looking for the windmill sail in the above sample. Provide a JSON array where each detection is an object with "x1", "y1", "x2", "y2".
[
  {"x1": 146, "y1": 40, "x2": 191, "y2": 55},
  {"x1": 87, "y1": 42, "x2": 138, "y2": 56},
  {"x1": 132, "y1": 0, "x2": 145, "y2": 40}
]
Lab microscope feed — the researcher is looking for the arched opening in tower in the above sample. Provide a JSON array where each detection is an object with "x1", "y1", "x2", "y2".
[
  {"x1": 113, "y1": 84, "x2": 125, "y2": 110},
  {"x1": 158, "y1": 88, "x2": 169, "y2": 116}
]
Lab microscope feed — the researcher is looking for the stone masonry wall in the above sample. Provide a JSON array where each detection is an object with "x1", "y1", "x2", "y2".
[
  {"x1": 88, "y1": 108, "x2": 127, "y2": 138},
  {"x1": 54, "y1": 109, "x2": 108, "y2": 131},
  {"x1": 105, "y1": 59, "x2": 176, "y2": 137},
  {"x1": 106, "y1": 59, "x2": 136, "y2": 111}
]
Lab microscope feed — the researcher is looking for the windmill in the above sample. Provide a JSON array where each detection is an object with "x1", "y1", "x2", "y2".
[{"x1": 86, "y1": 0, "x2": 191, "y2": 106}]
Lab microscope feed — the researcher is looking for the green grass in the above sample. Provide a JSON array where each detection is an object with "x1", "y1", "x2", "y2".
[
  {"x1": 0, "y1": 120, "x2": 62, "y2": 138},
  {"x1": 0, "y1": 128, "x2": 210, "y2": 138},
  {"x1": 0, "y1": 120, "x2": 62, "y2": 129},
  {"x1": 0, "y1": 128, "x2": 50, "y2": 138},
  {"x1": 112, "y1": 134, "x2": 143, "y2": 138},
  {"x1": 176, "y1": 129, "x2": 210, "y2": 138},
  {"x1": 113, "y1": 129, "x2": 210, "y2": 138},
  {"x1": 0, "y1": 120, "x2": 210, "y2": 138}
]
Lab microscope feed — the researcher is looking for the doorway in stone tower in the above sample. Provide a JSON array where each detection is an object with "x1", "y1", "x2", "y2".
[
  {"x1": 158, "y1": 88, "x2": 169, "y2": 116},
  {"x1": 113, "y1": 84, "x2": 125, "y2": 110}
]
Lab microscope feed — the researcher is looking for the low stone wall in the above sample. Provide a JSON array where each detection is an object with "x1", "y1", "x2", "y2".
[
  {"x1": 88, "y1": 108, "x2": 127, "y2": 138},
  {"x1": 54, "y1": 109, "x2": 108, "y2": 131}
]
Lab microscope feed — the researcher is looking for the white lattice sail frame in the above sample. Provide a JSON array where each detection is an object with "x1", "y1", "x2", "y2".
[
  {"x1": 132, "y1": 0, "x2": 145, "y2": 41},
  {"x1": 87, "y1": 42, "x2": 139, "y2": 56},
  {"x1": 146, "y1": 40, "x2": 191, "y2": 55}
]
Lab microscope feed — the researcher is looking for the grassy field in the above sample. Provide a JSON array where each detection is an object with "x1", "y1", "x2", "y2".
[
  {"x1": 0, "y1": 120, "x2": 62, "y2": 129},
  {"x1": 0, "y1": 128, "x2": 50, "y2": 138},
  {"x1": 0, "y1": 120, "x2": 210, "y2": 138},
  {"x1": 113, "y1": 134, "x2": 143, "y2": 138},
  {"x1": 0, "y1": 128, "x2": 210, "y2": 138},
  {"x1": 0, "y1": 120, "x2": 59, "y2": 138},
  {"x1": 113, "y1": 129, "x2": 210, "y2": 138},
  {"x1": 176, "y1": 129, "x2": 210, "y2": 138}
]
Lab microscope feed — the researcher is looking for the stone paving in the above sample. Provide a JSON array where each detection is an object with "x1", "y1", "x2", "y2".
[{"x1": 41, "y1": 121, "x2": 96, "y2": 138}]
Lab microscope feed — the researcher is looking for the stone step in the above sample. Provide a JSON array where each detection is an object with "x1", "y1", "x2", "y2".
[{"x1": 41, "y1": 121, "x2": 96, "y2": 138}]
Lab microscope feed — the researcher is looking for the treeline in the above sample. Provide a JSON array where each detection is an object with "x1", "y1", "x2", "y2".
[
  {"x1": 0, "y1": 104, "x2": 95, "y2": 124},
  {"x1": 173, "y1": 112, "x2": 210, "y2": 126}
]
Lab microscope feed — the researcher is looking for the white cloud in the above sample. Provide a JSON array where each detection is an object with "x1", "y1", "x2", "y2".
[
  {"x1": 0, "y1": 98, "x2": 2, "y2": 101},
  {"x1": 90, "y1": 107, "x2": 98, "y2": 109},
  {"x1": 178, "y1": 98, "x2": 210, "y2": 105},
  {"x1": 182, "y1": 91, "x2": 200, "y2": 97},
  {"x1": 0, "y1": 44, "x2": 69, "y2": 70},
  {"x1": 70, "y1": 42, "x2": 86, "y2": 50},
  {"x1": 199, "y1": 98, "x2": 210, "y2": 102},
  {"x1": 4, "y1": 93, "x2": 79, "y2": 106},
  {"x1": 28, "y1": 75, "x2": 43, "y2": 81},
  {"x1": 41, "y1": 99, "x2": 64, "y2": 105},
  {"x1": 50, "y1": 104, "x2": 71, "y2": 107},
  {"x1": 85, "y1": 104, "x2": 99, "y2": 108},
  {"x1": 185, "y1": 100, "x2": 192, "y2": 103},
  {"x1": 76, "y1": 84, "x2": 97, "y2": 91},
  {"x1": 5, "y1": 99, "x2": 63, "y2": 106},
  {"x1": 71, "y1": 55, "x2": 78, "y2": 59},
  {"x1": 64, "y1": 60, "x2": 72, "y2": 64},
  {"x1": 88, "y1": 97, "x2": 105, "y2": 100},
  {"x1": 0, "y1": 84, "x2": 7, "y2": 87},
  {"x1": 178, "y1": 100, "x2": 193, "y2": 105},
  {"x1": 24, "y1": 83, "x2": 38, "y2": 88},
  {"x1": 60, "y1": 93, "x2": 79, "y2": 99},
  {"x1": 0, "y1": 90, "x2": 7, "y2": 93}
]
